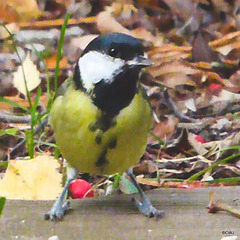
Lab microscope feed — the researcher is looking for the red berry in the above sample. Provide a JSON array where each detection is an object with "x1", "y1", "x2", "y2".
[
  {"x1": 195, "y1": 135, "x2": 206, "y2": 143},
  {"x1": 209, "y1": 83, "x2": 221, "y2": 93},
  {"x1": 69, "y1": 179, "x2": 94, "y2": 199}
]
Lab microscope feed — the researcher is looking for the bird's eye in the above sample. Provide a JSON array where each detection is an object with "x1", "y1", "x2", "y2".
[{"x1": 109, "y1": 47, "x2": 118, "y2": 58}]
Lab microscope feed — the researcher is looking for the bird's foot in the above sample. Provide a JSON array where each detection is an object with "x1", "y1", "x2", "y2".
[
  {"x1": 44, "y1": 200, "x2": 70, "y2": 221},
  {"x1": 132, "y1": 197, "x2": 165, "y2": 220}
]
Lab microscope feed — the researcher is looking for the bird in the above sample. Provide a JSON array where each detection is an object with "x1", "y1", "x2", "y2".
[{"x1": 46, "y1": 32, "x2": 164, "y2": 220}]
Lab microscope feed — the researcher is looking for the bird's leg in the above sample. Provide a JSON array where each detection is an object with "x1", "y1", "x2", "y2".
[
  {"x1": 45, "y1": 166, "x2": 77, "y2": 221},
  {"x1": 127, "y1": 168, "x2": 165, "y2": 219}
]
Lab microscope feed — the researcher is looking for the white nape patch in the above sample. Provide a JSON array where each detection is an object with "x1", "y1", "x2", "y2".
[{"x1": 79, "y1": 51, "x2": 124, "y2": 91}]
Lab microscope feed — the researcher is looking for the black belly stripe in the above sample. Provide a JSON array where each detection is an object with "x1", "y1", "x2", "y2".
[
  {"x1": 109, "y1": 137, "x2": 117, "y2": 149},
  {"x1": 95, "y1": 149, "x2": 108, "y2": 168},
  {"x1": 95, "y1": 136, "x2": 118, "y2": 170}
]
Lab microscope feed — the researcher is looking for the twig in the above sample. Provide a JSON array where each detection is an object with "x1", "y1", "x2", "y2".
[
  {"x1": 18, "y1": 17, "x2": 96, "y2": 29},
  {"x1": 0, "y1": 111, "x2": 31, "y2": 123},
  {"x1": 207, "y1": 191, "x2": 240, "y2": 219}
]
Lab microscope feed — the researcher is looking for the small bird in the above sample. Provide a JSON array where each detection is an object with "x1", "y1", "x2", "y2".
[{"x1": 46, "y1": 33, "x2": 164, "y2": 220}]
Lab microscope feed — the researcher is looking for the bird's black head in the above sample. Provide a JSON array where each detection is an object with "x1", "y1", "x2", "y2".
[
  {"x1": 82, "y1": 33, "x2": 144, "y2": 61},
  {"x1": 73, "y1": 33, "x2": 152, "y2": 117}
]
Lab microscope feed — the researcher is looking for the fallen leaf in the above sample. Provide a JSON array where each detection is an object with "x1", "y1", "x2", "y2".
[
  {"x1": 210, "y1": 31, "x2": 240, "y2": 49},
  {"x1": 71, "y1": 34, "x2": 98, "y2": 51},
  {"x1": 130, "y1": 27, "x2": 162, "y2": 46},
  {"x1": 150, "y1": 115, "x2": 178, "y2": 142},
  {"x1": 0, "y1": 0, "x2": 42, "y2": 23},
  {"x1": 0, "y1": 155, "x2": 62, "y2": 200},
  {"x1": 45, "y1": 53, "x2": 69, "y2": 70},
  {"x1": 97, "y1": 10, "x2": 131, "y2": 34},
  {"x1": 13, "y1": 52, "x2": 41, "y2": 96}
]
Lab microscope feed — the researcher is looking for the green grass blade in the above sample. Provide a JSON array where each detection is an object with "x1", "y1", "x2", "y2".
[
  {"x1": 208, "y1": 177, "x2": 240, "y2": 184},
  {"x1": 32, "y1": 88, "x2": 42, "y2": 116},
  {"x1": 28, "y1": 87, "x2": 42, "y2": 158},
  {"x1": 0, "y1": 162, "x2": 8, "y2": 172},
  {"x1": 0, "y1": 197, "x2": 6, "y2": 217},
  {"x1": 25, "y1": 130, "x2": 34, "y2": 158},
  {"x1": 54, "y1": 13, "x2": 70, "y2": 94},
  {"x1": 187, "y1": 153, "x2": 240, "y2": 182},
  {"x1": 0, "y1": 97, "x2": 29, "y2": 112},
  {"x1": 31, "y1": 45, "x2": 52, "y2": 107}
]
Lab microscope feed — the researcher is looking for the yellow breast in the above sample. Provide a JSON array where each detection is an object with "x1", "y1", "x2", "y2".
[{"x1": 50, "y1": 85, "x2": 151, "y2": 175}]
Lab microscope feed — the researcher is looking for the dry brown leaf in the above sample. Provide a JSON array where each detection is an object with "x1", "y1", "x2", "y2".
[
  {"x1": 210, "y1": 31, "x2": 240, "y2": 49},
  {"x1": 211, "y1": 0, "x2": 231, "y2": 14},
  {"x1": 97, "y1": 11, "x2": 131, "y2": 34},
  {"x1": 71, "y1": 34, "x2": 98, "y2": 51},
  {"x1": 130, "y1": 28, "x2": 163, "y2": 46},
  {"x1": 149, "y1": 61, "x2": 198, "y2": 79},
  {"x1": 150, "y1": 115, "x2": 178, "y2": 141},
  {"x1": 0, "y1": 155, "x2": 62, "y2": 200},
  {"x1": 187, "y1": 61, "x2": 212, "y2": 70},
  {"x1": 45, "y1": 53, "x2": 69, "y2": 70},
  {"x1": 160, "y1": 72, "x2": 196, "y2": 88},
  {"x1": 150, "y1": 45, "x2": 192, "y2": 54},
  {"x1": 149, "y1": 45, "x2": 191, "y2": 62},
  {"x1": 162, "y1": 0, "x2": 196, "y2": 21},
  {"x1": 110, "y1": 2, "x2": 138, "y2": 16},
  {"x1": 0, "y1": 0, "x2": 42, "y2": 23},
  {"x1": 227, "y1": 70, "x2": 240, "y2": 93},
  {"x1": 136, "y1": 175, "x2": 161, "y2": 187},
  {"x1": 148, "y1": 45, "x2": 192, "y2": 77}
]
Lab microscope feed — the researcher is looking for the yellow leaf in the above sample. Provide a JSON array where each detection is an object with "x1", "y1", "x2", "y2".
[
  {"x1": 13, "y1": 52, "x2": 41, "y2": 96},
  {"x1": 0, "y1": 155, "x2": 62, "y2": 200}
]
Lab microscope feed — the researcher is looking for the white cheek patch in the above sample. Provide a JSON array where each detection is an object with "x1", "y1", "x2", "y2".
[{"x1": 79, "y1": 51, "x2": 124, "y2": 91}]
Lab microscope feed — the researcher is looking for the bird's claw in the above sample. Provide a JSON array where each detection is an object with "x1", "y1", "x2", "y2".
[
  {"x1": 44, "y1": 201, "x2": 70, "y2": 221},
  {"x1": 132, "y1": 197, "x2": 165, "y2": 220}
]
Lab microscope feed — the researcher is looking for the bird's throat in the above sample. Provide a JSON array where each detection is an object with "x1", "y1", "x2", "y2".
[
  {"x1": 73, "y1": 63, "x2": 140, "y2": 117},
  {"x1": 92, "y1": 68, "x2": 140, "y2": 117}
]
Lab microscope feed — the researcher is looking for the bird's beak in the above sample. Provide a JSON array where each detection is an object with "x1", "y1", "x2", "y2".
[{"x1": 127, "y1": 55, "x2": 153, "y2": 68}]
